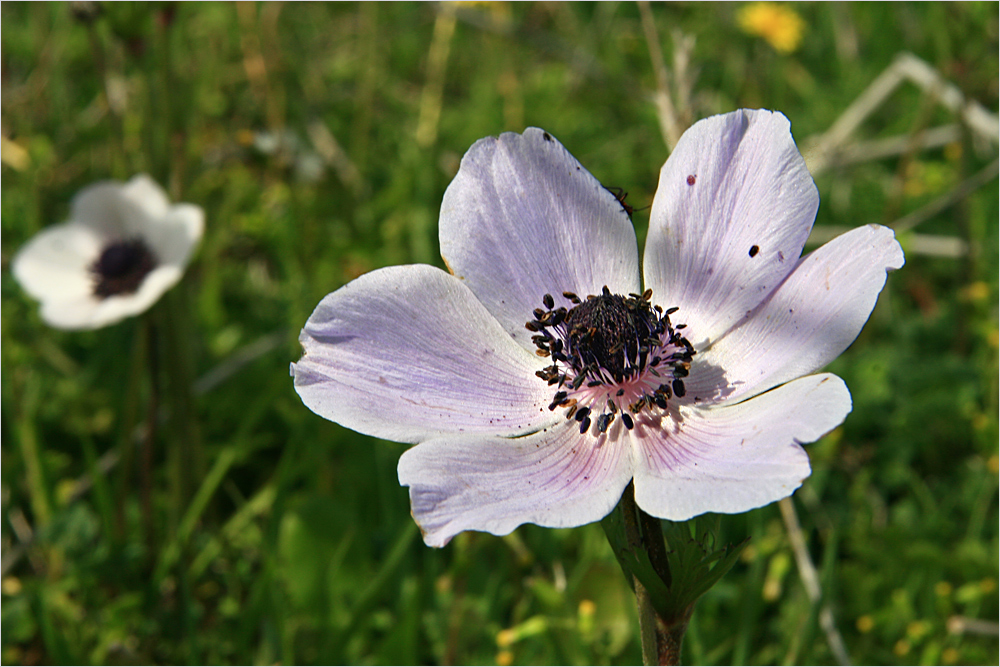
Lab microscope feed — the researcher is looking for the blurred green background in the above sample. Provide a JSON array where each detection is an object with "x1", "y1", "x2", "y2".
[{"x1": 2, "y1": 2, "x2": 997, "y2": 664}]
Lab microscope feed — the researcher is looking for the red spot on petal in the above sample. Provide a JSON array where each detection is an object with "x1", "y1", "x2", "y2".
[{"x1": 686, "y1": 175, "x2": 696, "y2": 185}]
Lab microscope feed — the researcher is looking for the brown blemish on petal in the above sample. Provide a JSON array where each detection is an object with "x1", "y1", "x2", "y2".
[{"x1": 442, "y1": 256, "x2": 462, "y2": 279}]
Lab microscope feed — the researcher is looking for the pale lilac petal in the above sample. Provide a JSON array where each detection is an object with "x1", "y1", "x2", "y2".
[
  {"x1": 633, "y1": 373, "x2": 850, "y2": 520},
  {"x1": 398, "y1": 421, "x2": 634, "y2": 547},
  {"x1": 293, "y1": 264, "x2": 558, "y2": 443},
  {"x1": 440, "y1": 128, "x2": 641, "y2": 350},
  {"x1": 644, "y1": 109, "x2": 818, "y2": 346},
  {"x1": 700, "y1": 224, "x2": 904, "y2": 403}
]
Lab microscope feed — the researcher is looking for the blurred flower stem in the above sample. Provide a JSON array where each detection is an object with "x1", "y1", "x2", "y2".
[
  {"x1": 140, "y1": 314, "x2": 159, "y2": 556},
  {"x1": 159, "y1": 287, "x2": 204, "y2": 534}
]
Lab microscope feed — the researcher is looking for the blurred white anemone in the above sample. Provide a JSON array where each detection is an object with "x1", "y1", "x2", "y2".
[{"x1": 12, "y1": 175, "x2": 204, "y2": 330}]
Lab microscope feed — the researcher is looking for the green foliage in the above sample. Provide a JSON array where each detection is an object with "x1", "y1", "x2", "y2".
[
  {"x1": 2, "y1": 2, "x2": 997, "y2": 665},
  {"x1": 602, "y1": 487, "x2": 748, "y2": 626}
]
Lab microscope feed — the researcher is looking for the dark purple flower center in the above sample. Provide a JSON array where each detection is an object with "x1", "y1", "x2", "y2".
[
  {"x1": 90, "y1": 238, "x2": 157, "y2": 299},
  {"x1": 527, "y1": 286, "x2": 695, "y2": 436}
]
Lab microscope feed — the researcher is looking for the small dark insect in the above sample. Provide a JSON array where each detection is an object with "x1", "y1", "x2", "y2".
[
  {"x1": 605, "y1": 187, "x2": 634, "y2": 218},
  {"x1": 686, "y1": 175, "x2": 697, "y2": 185},
  {"x1": 543, "y1": 132, "x2": 553, "y2": 142},
  {"x1": 749, "y1": 245, "x2": 760, "y2": 258}
]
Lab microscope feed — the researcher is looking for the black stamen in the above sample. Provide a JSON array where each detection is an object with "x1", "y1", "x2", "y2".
[
  {"x1": 527, "y1": 286, "x2": 695, "y2": 429},
  {"x1": 90, "y1": 238, "x2": 157, "y2": 299},
  {"x1": 672, "y1": 379, "x2": 686, "y2": 398},
  {"x1": 563, "y1": 291, "x2": 581, "y2": 305}
]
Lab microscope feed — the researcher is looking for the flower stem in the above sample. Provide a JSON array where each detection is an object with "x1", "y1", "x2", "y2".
[
  {"x1": 617, "y1": 483, "x2": 691, "y2": 666},
  {"x1": 141, "y1": 314, "x2": 159, "y2": 557}
]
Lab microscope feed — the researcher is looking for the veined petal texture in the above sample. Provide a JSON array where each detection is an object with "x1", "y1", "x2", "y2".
[
  {"x1": 293, "y1": 264, "x2": 558, "y2": 444},
  {"x1": 702, "y1": 224, "x2": 905, "y2": 403},
  {"x1": 440, "y1": 128, "x2": 641, "y2": 351},
  {"x1": 398, "y1": 421, "x2": 634, "y2": 547},
  {"x1": 632, "y1": 373, "x2": 850, "y2": 520},
  {"x1": 644, "y1": 109, "x2": 819, "y2": 347}
]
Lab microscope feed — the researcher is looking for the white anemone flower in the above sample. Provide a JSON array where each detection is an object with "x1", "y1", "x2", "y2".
[
  {"x1": 293, "y1": 109, "x2": 904, "y2": 547},
  {"x1": 12, "y1": 175, "x2": 204, "y2": 330}
]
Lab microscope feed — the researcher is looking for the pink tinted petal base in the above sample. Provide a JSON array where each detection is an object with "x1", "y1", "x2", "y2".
[
  {"x1": 398, "y1": 421, "x2": 634, "y2": 547},
  {"x1": 701, "y1": 224, "x2": 905, "y2": 404},
  {"x1": 293, "y1": 264, "x2": 558, "y2": 444},
  {"x1": 633, "y1": 373, "x2": 850, "y2": 520},
  {"x1": 439, "y1": 128, "x2": 641, "y2": 351},
  {"x1": 644, "y1": 109, "x2": 819, "y2": 346}
]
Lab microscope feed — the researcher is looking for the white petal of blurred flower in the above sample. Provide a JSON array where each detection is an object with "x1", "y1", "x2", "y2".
[
  {"x1": 293, "y1": 110, "x2": 905, "y2": 547},
  {"x1": 12, "y1": 174, "x2": 204, "y2": 330}
]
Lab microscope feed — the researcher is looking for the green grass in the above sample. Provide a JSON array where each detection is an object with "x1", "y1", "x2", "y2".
[{"x1": 2, "y1": 2, "x2": 997, "y2": 664}]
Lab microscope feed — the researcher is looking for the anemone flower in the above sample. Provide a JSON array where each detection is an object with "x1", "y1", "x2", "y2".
[
  {"x1": 293, "y1": 109, "x2": 904, "y2": 548},
  {"x1": 12, "y1": 175, "x2": 204, "y2": 330}
]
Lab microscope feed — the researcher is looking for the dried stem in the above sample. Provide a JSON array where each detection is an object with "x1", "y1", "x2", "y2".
[
  {"x1": 779, "y1": 497, "x2": 851, "y2": 666},
  {"x1": 416, "y1": 4, "x2": 457, "y2": 148}
]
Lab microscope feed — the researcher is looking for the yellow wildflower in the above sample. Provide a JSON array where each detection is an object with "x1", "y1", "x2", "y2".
[{"x1": 738, "y1": 2, "x2": 806, "y2": 54}]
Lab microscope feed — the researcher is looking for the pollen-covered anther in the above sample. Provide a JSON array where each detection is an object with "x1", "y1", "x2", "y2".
[{"x1": 526, "y1": 286, "x2": 696, "y2": 435}]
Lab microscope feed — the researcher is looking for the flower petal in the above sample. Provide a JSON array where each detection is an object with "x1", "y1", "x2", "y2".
[
  {"x1": 398, "y1": 421, "x2": 634, "y2": 547},
  {"x1": 644, "y1": 109, "x2": 819, "y2": 345},
  {"x1": 36, "y1": 265, "x2": 183, "y2": 330},
  {"x1": 120, "y1": 174, "x2": 171, "y2": 220},
  {"x1": 70, "y1": 181, "x2": 134, "y2": 239},
  {"x1": 439, "y1": 128, "x2": 641, "y2": 350},
  {"x1": 633, "y1": 373, "x2": 850, "y2": 520},
  {"x1": 699, "y1": 224, "x2": 904, "y2": 403},
  {"x1": 293, "y1": 264, "x2": 559, "y2": 443},
  {"x1": 11, "y1": 222, "x2": 102, "y2": 302},
  {"x1": 143, "y1": 203, "x2": 205, "y2": 268}
]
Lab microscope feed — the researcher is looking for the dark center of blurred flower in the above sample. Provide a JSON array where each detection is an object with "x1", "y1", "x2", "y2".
[
  {"x1": 90, "y1": 238, "x2": 157, "y2": 299},
  {"x1": 527, "y1": 287, "x2": 695, "y2": 436}
]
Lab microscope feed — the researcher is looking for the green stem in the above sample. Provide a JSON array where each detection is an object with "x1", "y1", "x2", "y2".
[
  {"x1": 618, "y1": 484, "x2": 690, "y2": 666},
  {"x1": 141, "y1": 314, "x2": 159, "y2": 557},
  {"x1": 116, "y1": 319, "x2": 148, "y2": 542},
  {"x1": 16, "y1": 374, "x2": 50, "y2": 527}
]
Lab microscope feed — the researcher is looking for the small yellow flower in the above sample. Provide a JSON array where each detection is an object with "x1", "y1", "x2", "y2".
[
  {"x1": 856, "y1": 615, "x2": 875, "y2": 633},
  {"x1": 738, "y1": 2, "x2": 806, "y2": 54}
]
